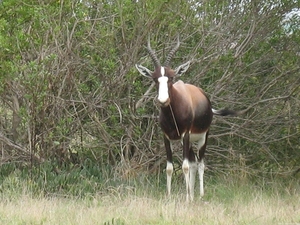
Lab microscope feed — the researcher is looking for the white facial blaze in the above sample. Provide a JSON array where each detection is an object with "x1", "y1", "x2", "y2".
[
  {"x1": 160, "y1": 67, "x2": 165, "y2": 76},
  {"x1": 157, "y1": 67, "x2": 169, "y2": 104}
]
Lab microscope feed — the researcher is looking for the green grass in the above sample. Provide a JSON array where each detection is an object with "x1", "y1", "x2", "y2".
[{"x1": 0, "y1": 163, "x2": 299, "y2": 224}]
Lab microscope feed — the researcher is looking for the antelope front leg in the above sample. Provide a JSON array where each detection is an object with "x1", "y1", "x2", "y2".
[
  {"x1": 166, "y1": 161, "x2": 173, "y2": 196},
  {"x1": 182, "y1": 159, "x2": 190, "y2": 202},
  {"x1": 182, "y1": 133, "x2": 191, "y2": 202},
  {"x1": 198, "y1": 159, "x2": 205, "y2": 197},
  {"x1": 164, "y1": 135, "x2": 173, "y2": 197},
  {"x1": 189, "y1": 161, "x2": 197, "y2": 201}
]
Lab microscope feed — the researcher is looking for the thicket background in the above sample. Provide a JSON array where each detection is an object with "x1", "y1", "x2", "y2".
[{"x1": 0, "y1": 0, "x2": 299, "y2": 194}]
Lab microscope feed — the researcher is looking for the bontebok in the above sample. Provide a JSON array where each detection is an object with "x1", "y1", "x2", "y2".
[{"x1": 136, "y1": 37, "x2": 237, "y2": 202}]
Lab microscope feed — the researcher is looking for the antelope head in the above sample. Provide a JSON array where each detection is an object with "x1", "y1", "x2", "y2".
[{"x1": 136, "y1": 36, "x2": 191, "y2": 107}]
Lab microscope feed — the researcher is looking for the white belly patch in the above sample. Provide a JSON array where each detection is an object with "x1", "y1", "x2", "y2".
[{"x1": 189, "y1": 132, "x2": 206, "y2": 149}]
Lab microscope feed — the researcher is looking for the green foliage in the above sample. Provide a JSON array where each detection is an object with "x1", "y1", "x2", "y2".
[
  {"x1": 104, "y1": 218, "x2": 126, "y2": 225},
  {"x1": 0, "y1": 161, "x2": 108, "y2": 198},
  {"x1": 0, "y1": 161, "x2": 169, "y2": 201}
]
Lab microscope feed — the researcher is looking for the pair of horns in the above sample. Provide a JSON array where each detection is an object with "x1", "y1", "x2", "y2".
[{"x1": 147, "y1": 36, "x2": 180, "y2": 68}]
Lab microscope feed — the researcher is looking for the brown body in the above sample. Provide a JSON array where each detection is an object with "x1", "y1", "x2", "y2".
[{"x1": 160, "y1": 81, "x2": 213, "y2": 140}]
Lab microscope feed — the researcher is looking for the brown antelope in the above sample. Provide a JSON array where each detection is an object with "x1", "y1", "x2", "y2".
[{"x1": 135, "y1": 37, "x2": 237, "y2": 202}]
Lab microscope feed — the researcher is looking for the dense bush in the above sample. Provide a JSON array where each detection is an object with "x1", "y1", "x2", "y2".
[{"x1": 0, "y1": 0, "x2": 299, "y2": 183}]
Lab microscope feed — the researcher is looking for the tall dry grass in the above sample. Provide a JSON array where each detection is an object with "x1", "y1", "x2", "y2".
[{"x1": 0, "y1": 178, "x2": 299, "y2": 225}]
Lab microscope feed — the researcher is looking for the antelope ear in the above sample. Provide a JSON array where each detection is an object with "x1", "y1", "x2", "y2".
[
  {"x1": 135, "y1": 64, "x2": 153, "y2": 78},
  {"x1": 174, "y1": 61, "x2": 191, "y2": 76}
]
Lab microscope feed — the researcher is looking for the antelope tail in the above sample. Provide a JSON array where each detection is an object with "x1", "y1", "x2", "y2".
[{"x1": 212, "y1": 108, "x2": 238, "y2": 116}]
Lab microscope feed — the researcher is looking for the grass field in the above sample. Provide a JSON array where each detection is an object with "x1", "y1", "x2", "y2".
[{"x1": 0, "y1": 174, "x2": 299, "y2": 225}]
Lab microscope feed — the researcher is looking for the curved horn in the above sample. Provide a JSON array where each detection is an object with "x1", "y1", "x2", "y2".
[
  {"x1": 147, "y1": 36, "x2": 160, "y2": 68},
  {"x1": 165, "y1": 35, "x2": 180, "y2": 67}
]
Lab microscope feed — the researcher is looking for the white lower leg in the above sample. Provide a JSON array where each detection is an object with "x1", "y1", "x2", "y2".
[
  {"x1": 166, "y1": 161, "x2": 173, "y2": 196},
  {"x1": 189, "y1": 161, "x2": 197, "y2": 201},
  {"x1": 182, "y1": 159, "x2": 190, "y2": 202},
  {"x1": 198, "y1": 159, "x2": 205, "y2": 197}
]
